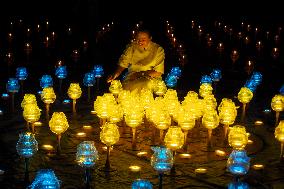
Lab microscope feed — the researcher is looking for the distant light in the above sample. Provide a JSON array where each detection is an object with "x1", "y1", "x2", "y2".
[
  {"x1": 2, "y1": 93, "x2": 9, "y2": 98},
  {"x1": 63, "y1": 99, "x2": 71, "y2": 104},
  {"x1": 37, "y1": 91, "x2": 42, "y2": 95},
  {"x1": 83, "y1": 125, "x2": 93, "y2": 130},
  {"x1": 0, "y1": 169, "x2": 4, "y2": 175},
  {"x1": 76, "y1": 132, "x2": 86, "y2": 137},
  {"x1": 34, "y1": 122, "x2": 43, "y2": 127},
  {"x1": 41, "y1": 144, "x2": 54, "y2": 151},
  {"x1": 90, "y1": 110, "x2": 96, "y2": 114},
  {"x1": 263, "y1": 109, "x2": 271, "y2": 113},
  {"x1": 247, "y1": 139, "x2": 253, "y2": 144},
  {"x1": 0, "y1": 110, "x2": 3, "y2": 115}
]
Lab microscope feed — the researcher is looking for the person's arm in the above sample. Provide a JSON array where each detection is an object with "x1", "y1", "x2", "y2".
[{"x1": 106, "y1": 65, "x2": 126, "y2": 83}]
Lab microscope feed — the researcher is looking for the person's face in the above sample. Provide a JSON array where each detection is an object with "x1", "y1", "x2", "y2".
[{"x1": 136, "y1": 32, "x2": 151, "y2": 48}]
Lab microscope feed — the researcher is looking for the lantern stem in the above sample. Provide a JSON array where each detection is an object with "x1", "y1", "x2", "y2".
[
  {"x1": 105, "y1": 146, "x2": 111, "y2": 171},
  {"x1": 223, "y1": 124, "x2": 229, "y2": 145},
  {"x1": 151, "y1": 127, "x2": 157, "y2": 146},
  {"x1": 159, "y1": 129, "x2": 164, "y2": 145},
  {"x1": 72, "y1": 99, "x2": 76, "y2": 114},
  {"x1": 57, "y1": 134, "x2": 61, "y2": 155},
  {"x1": 207, "y1": 129, "x2": 213, "y2": 149},
  {"x1": 275, "y1": 111, "x2": 280, "y2": 127},
  {"x1": 85, "y1": 168, "x2": 91, "y2": 189},
  {"x1": 87, "y1": 86, "x2": 91, "y2": 102},
  {"x1": 96, "y1": 78, "x2": 100, "y2": 94},
  {"x1": 170, "y1": 150, "x2": 176, "y2": 175},
  {"x1": 46, "y1": 103, "x2": 50, "y2": 121},
  {"x1": 31, "y1": 122, "x2": 35, "y2": 134},
  {"x1": 24, "y1": 158, "x2": 29, "y2": 184},
  {"x1": 20, "y1": 80, "x2": 24, "y2": 96},
  {"x1": 132, "y1": 128, "x2": 137, "y2": 150},
  {"x1": 241, "y1": 103, "x2": 246, "y2": 123},
  {"x1": 183, "y1": 130, "x2": 188, "y2": 151},
  {"x1": 280, "y1": 142, "x2": 284, "y2": 161},
  {"x1": 158, "y1": 173, "x2": 163, "y2": 189},
  {"x1": 11, "y1": 92, "x2": 15, "y2": 113},
  {"x1": 26, "y1": 121, "x2": 30, "y2": 131}
]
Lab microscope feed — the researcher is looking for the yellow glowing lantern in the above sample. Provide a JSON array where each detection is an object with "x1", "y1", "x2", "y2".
[
  {"x1": 109, "y1": 80, "x2": 122, "y2": 96},
  {"x1": 275, "y1": 120, "x2": 284, "y2": 159},
  {"x1": 202, "y1": 110, "x2": 219, "y2": 148},
  {"x1": 23, "y1": 103, "x2": 41, "y2": 133},
  {"x1": 271, "y1": 95, "x2": 284, "y2": 126},
  {"x1": 199, "y1": 83, "x2": 213, "y2": 98},
  {"x1": 21, "y1": 94, "x2": 37, "y2": 109},
  {"x1": 49, "y1": 112, "x2": 69, "y2": 154},
  {"x1": 164, "y1": 126, "x2": 184, "y2": 151},
  {"x1": 100, "y1": 122, "x2": 120, "y2": 171},
  {"x1": 152, "y1": 79, "x2": 167, "y2": 96},
  {"x1": 41, "y1": 87, "x2": 56, "y2": 120},
  {"x1": 238, "y1": 87, "x2": 253, "y2": 122},
  {"x1": 228, "y1": 125, "x2": 248, "y2": 150},
  {"x1": 67, "y1": 83, "x2": 82, "y2": 113},
  {"x1": 49, "y1": 112, "x2": 69, "y2": 135}
]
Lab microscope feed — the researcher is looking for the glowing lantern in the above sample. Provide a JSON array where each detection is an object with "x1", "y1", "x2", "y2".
[
  {"x1": 132, "y1": 179, "x2": 153, "y2": 189},
  {"x1": 238, "y1": 87, "x2": 253, "y2": 122},
  {"x1": 202, "y1": 111, "x2": 219, "y2": 148},
  {"x1": 165, "y1": 74, "x2": 178, "y2": 88},
  {"x1": 93, "y1": 64, "x2": 104, "y2": 78},
  {"x1": 29, "y1": 169, "x2": 60, "y2": 189},
  {"x1": 279, "y1": 84, "x2": 284, "y2": 95},
  {"x1": 210, "y1": 69, "x2": 222, "y2": 82},
  {"x1": 76, "y1": 141, "x2": 99, "y2": 188},
  {"x1": 23, "y1": 103, "x2": 41, "y2": 133},
  {"x1": 40, "y1": 75, "x2": 53, "y2": 89},
  {"x1": 228, "y1": 125, "x2": 248, "y2": 150},
  {"x1": 67, "y1": 83, "x2": 82, "y2": 113},
  {"x1": 151, "y1": 146, "x2": 173, "y2": 188},
  {"x1": 164, "y1": 126, "x2": 184, "y2": 151},
  {"x1": 83, "y1": 72, "x2": 95, "y2": 102},
  {"x1": 271, "y1": 94, "x2": 284, "y2": 126},
  {"x1": 6, "y1": 78, "x2": 20, "y2": 112},
  {"x1": 152, "y1": 110, "x2": 171, "y2": 144},
  {"x1": 227, "y1": 150, "x2": 250, "y2": 176},
  {"x1": 100, "y1": 123, "x2": 120, "y2": 171},
  {"x1": 16, "y1": 131, "x2": 38, "y2": 183},
  {"x1": 199, "y1": 83, "x2": 213, "y2": 98},
  {"x1": 16, "y1": 67, "x2": 28, "y2": 81},
  {"x1": 41, "y1": 87, "x2": 56, "y2": 120},
  {"x1": 274, "y1": 120, "x2": 284, "y2": 160},
  {"x1": 152, "y1": 79, "x2": 167, "y2": 96},
  {"x1": 227, "y1": 181, "x2": 249, "y2": 189},
  {"x1": 55, "y1": 65, "x2": 67, "y2": 93},
  {"x1": 109, "y1": 80, "x2": 123, "y2": 96},
  {"x1": 200, "y1": 75, "x2": 212, "y2": 84},
  {"x1": 250, "y1": 72, "x2": 262, "y2": 86},
  {"x1": 21, "y1": 94, "x2": 37, "y2": 109},
  {"x1": 230, "y1": 49, "x2": 239, "y2": 64},
  {"x1": 49, "y1": 112, "x2": 69, "y2": 154},
  {"x1": 16, "y1": 132, "x2": 38, "y2": 158}
]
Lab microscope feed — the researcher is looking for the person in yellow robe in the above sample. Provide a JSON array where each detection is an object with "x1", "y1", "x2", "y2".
[{"x1": 107, "y1": 28, "x2": 165, "y2": 92}]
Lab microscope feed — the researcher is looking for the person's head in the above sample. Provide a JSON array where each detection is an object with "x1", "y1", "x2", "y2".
[{"x1": 135, "y1": 29, "x2": 152, "y2": 49}]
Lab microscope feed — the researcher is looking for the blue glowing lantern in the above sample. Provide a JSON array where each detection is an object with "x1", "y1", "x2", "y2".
[
  {"x1": 170, "y1": 66, "x2": 182, "y2": 78},
  {"x1": 132, "y1": 179, "x2": 153, "y2": 189},
  {"x1": 165, "y1": 74, "x2": 178, "y2": 88},
  {"x1": 83, "y1": 72, "x2": 95, "y2": 87},
  {"x1": 227, "y1": 150, "x2": 250, "y2": 176},
  {"x1": 16, "y1": 132, "x2": 38, "y2": 158},
  {"x1": 55, "y1": 66, "x2": 67, "y2": 79},
  {"x1": 40, "y1": 75, "x2": 53, "y2": 89},
  {"x1": 16, "y1": 67, "x2": 28, "y2": 81},
  {"x1": 6, "y1": 78, "x2": 20, "y2": 93},
  {"x1": 29, "y1": 169, "x2": 60, "y2": 189},
  {"x1": 210, "y1": 69, "x2": 222, "y2": 82},
  {"x1": 244, "y1": 80, "x2": 257, "y2": 93},
  {"x1": 227, "y1": 180, "x2": 250, "y2": 189},
  {"x1": 150, "y1": 146, "x2": 173, "y2": 174},
  {"x1": 76, "y1": 141, "x2": 99, "y2": 168},
  {"x1": 280, "y1": 84, "x2": 284, "y2": 95},
  {"x1": 93, "y1": 65, "x2": 104, "y2": 78},
  {"x1": 250, "y1": 72, "x2": 262, "y2": 86},
  {"x1": 200, "y1": 75, "x2": 213, "y2": 84}
]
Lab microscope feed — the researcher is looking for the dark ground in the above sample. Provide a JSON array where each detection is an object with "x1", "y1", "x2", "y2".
[{"x1": 0, "y1": 15, "x2": 284, "y2": 188}]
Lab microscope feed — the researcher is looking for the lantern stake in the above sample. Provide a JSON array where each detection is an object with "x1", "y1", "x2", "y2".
[{"x1": 275, "y1": 111, "x2": 280, "y2": 127}]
